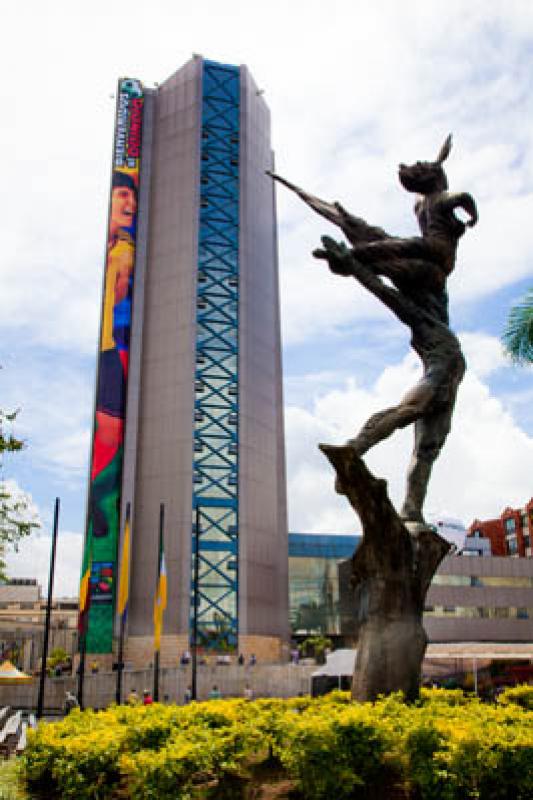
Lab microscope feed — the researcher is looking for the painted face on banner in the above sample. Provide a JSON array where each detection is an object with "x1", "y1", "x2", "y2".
[{"x1": 111, "y1": 186, "x2": 137, "y2": 230}]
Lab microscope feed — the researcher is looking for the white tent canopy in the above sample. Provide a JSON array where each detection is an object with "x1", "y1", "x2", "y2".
[{"x1": 312, "y1": 649, "x2": 356, "y2": 677}]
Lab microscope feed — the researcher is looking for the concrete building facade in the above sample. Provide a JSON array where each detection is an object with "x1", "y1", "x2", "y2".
[
  {"x1": 84, "y1": 57, "x2": 288, "y2": 666},
  {"x1": 0, "y1": 580, "x2": 78, "y2": 673}
]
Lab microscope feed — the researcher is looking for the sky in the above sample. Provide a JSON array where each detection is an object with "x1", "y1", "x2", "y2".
[{"x1": 1, "y1": 0, "x2": 533, "y2": 596}]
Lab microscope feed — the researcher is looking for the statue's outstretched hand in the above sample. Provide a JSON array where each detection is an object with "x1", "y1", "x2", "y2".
[{"x1": 313, "y1": 236, "x2": 353, "y2": 276}]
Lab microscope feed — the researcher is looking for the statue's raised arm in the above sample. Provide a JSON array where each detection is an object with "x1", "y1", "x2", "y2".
[{"x1": 266, "y1": 171, "x2": 390, "y2": 244}]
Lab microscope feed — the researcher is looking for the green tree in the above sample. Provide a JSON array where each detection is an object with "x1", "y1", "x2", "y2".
[
  {"x1": 502, "y1": 288, "x2": 533, "y2": 364},
  {"x1": 0, "y1": 407, "x2": 40, "y2": 580}
]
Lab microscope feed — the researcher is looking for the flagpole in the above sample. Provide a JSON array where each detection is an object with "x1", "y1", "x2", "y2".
[
  {"x1": 115, "y1": 502, "x2": 130, "y2": 705},
  {"x1": 36, "y1": 497, "x2": 60, "y2": 719},
  {"x1": 116, "y1": 614, "x2": 125, "y2": 705},
  {"x1": 191, "y1": 503, "x2": 200, "y2": 701},
  {"x1": 77, "y1": 631, "x2": 87, "y2": 710},
  {"x1": 77, "y1": 543, "x2": 93, "y2": 711},
  {"x1": 153, "y1": 503, "x2": 164, "y2": 702}
]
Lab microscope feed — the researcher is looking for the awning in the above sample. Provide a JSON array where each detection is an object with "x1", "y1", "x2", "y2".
[
  {"x1": 0, "y1": 660, "x2": 33, "y2": 684},
  {"x1": 312, "y1": 649, "x2": 357, "y2": 677}
]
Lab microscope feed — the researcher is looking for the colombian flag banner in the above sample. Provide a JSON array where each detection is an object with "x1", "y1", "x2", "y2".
[
  {"x1": 117, "y1": 515, "x2": 131, "y2": 623},
  {"x1": 153, "y1": 546, "x2": 167, "y2": 653}
]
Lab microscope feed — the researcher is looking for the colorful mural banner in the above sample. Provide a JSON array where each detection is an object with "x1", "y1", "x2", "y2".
[{"x1": 81, "y1": 78, "x2": 144, "y2": 653}]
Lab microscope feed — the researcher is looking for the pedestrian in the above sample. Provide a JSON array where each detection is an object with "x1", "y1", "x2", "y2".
[
  {"x1": 184, "y1": 685, "x2": 192, "y2": 704},
  {"x1": 238, "y1": 653, "x2": 245, "y2": 666},
  {"x1": 143, "y1": 689, "x2": 154, "y2": 705},
  {"x1": 208, "y1": 684, "x2": 221, "y2": 700},
  {"x1": 127, "y1": 688, "x2": 140, "y2": 705},
  {"x1": 64, "y1": 691, "x2": 79, "y2": 715},
  {"x1": 249, "y1": 653, "x2": 257, "y2": 666}
]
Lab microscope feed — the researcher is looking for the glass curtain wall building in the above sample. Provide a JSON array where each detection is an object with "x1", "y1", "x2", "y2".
[
  {"x1": 289, "y1": 533, "x2": 360, "y2": 638},
  {"x1": 82, "y1": 57, "x2": 288, "y2": 666},
  {"x1": 289, "y1": 534, "x2": 533, "y2": 645}
]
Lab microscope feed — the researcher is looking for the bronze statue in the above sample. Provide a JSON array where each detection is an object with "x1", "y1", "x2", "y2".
[
  {"x1": 270, "y1": 135, "x2": 478, "y2": 524},
  {"x1": 270, "y1": 136, "x2": 478, "y2": 700}
]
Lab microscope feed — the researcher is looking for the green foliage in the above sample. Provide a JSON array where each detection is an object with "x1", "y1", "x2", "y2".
[
  {"x1": 0, "y1": 758, "x2": 28, "y2": 800},
  {"x1": 0, "y1": 409, "x2": 24, "y2": 456},
  {"x1": 48, "y1": 648, "x2": 68, "y2": 666},
  {"x1": 20, "y1": 690, "x2": 533, "y2": 800},
  {"x1": 502, "y1": 288, "x2": 533, "y2": 364},
  {"x1": 0, "y1": 404, "x2": 40, "y2": 581},
  {"x1": 298, "y1": 635, "x2": 332, "y2": 662}
]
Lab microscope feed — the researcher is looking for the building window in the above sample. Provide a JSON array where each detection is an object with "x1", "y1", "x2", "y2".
[
  {"x1": 506, "y1": 536, "x2": 518, "y2": 555},
  {"x1": 504, "y1": 517, "x2": 516, "y2": 534}
]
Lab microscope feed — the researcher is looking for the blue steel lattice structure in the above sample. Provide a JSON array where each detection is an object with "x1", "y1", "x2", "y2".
[{"x1": 192, "y1": 61, "x2": 240, "y2": 650}]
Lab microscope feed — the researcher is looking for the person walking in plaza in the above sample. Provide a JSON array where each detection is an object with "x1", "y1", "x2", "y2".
[
  {"x1": 64, "y1": 691, "x2": 79, "y2": 715},
  {"x1": 143, "y1": 689, "x2": 154, "y2": 705},
  {"x1": 127, "y1": 688, "x2": 140, "y2": 705}
]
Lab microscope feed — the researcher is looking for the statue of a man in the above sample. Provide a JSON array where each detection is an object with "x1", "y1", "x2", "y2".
[{"x1": 270, "y1": 135, "x2": 478, "y2": 523}]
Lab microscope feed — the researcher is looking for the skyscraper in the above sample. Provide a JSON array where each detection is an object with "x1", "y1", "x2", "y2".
[{"x1": 82, "y1": 57, "x2": 289, "y2": 666}]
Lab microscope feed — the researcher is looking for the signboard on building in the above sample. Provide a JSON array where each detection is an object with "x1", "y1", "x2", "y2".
[{"x1": 81, "y1": 78, "x2": 144, "y2": 653}]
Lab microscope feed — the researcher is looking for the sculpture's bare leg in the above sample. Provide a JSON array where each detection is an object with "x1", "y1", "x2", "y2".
[
  {"x1": 400, "y1": 409, "x2": 452, "y2": 522},
  {"x1": 348, "y1": 378, "x2": 434, "y2": 456}
]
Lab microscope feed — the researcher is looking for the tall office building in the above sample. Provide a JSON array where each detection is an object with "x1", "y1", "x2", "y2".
[{"x1": 81, "y1": 57, "x2": 288, "y2": 666}]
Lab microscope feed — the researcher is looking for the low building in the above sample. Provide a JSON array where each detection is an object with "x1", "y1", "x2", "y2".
[
  {"x1": 0, "y1": 579, "x2": 79, "y2": 672},
  {"x1": 288, "y1": 533, "x2": 533, "y2": 648},
  {"x1": 468, "y1": 498, "x2": 533, "y2": 557},
  {"x1": 423, "y1": 555, "x2": 533, "y2": 643}
]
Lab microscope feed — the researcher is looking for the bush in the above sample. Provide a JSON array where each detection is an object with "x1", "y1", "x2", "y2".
[
  {"x1": 497, "y1": 683, "x2": 533, "y2": 711},
  {"x1": 20, "y1": 691, "x2": 533, "y2": 799}
]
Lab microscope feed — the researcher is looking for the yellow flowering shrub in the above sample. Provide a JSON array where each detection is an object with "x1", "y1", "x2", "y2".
[
  {"x1": 497, "y1": 683, "x2": 533, "y2": 711},
  {"x1": 20, "y1": 690, "x2": 533, "y2": 799}
]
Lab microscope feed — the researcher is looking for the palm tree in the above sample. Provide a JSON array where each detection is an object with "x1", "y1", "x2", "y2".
[{"x1": 502, "y1": 289, "x2": 533, "y2": 364}]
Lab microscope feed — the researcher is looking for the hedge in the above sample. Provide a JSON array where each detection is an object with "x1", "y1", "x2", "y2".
[{"x1": 21, "y1": 687, "x2": 533, "y2": 799}]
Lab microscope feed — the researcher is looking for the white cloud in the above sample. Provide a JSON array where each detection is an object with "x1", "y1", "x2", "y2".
[
  {"x1": 5, "y1": 530, "x2": 83, "y2": 599},
  {"x1": 0, "y1": 0, "x2": 532, "y2": 568},
  {"x1": 285, "y1": 339, "x2": 533, "y2": 532},
  {"x1": 2, "y1": 1, "x2": 533, "y2": 353},
  {"x1": 1, "y1": 355, "x2": 93, "y2": 484},
  {"x1": 458, "y1": 331, "x2": 507, "y2": 378}
]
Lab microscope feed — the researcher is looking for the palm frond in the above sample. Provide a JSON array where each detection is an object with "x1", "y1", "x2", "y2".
[{"x1": 502, "y1": 288, "x2": 533, "y2": 364}]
